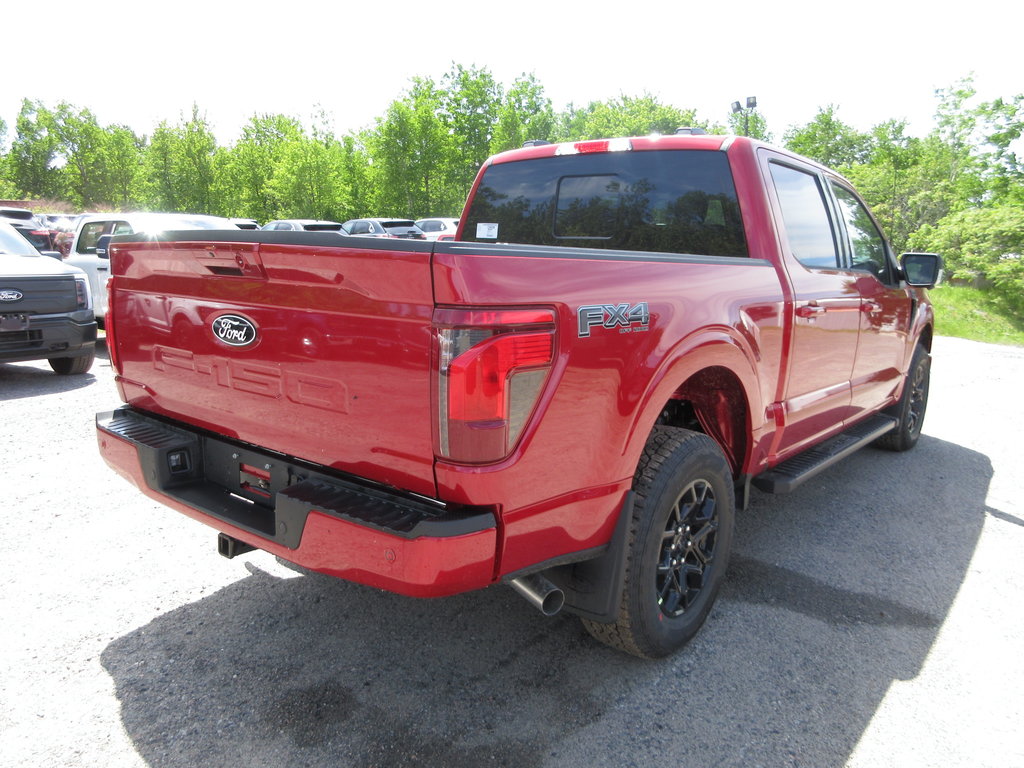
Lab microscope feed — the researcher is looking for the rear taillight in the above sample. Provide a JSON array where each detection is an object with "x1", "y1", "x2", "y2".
[{"x1": 435, "y1": 308, "x2": 556, "y2": 464}]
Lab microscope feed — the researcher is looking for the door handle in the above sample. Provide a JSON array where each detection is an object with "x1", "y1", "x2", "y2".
[{"x1": 795, "y1": 303, "x2": 826, "y2": 318}]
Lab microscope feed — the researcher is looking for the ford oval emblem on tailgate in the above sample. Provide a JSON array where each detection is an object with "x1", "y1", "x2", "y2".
[
  {"x1": 211, "y1": 314, "x2": 258, "y2": 347},
  {"x1": 0, "y1": 289, "x2": 24, "y2": 302}
]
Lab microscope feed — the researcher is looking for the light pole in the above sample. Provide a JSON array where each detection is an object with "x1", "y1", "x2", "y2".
[{"x1": 731, "y1": 96, "x2": 757, "y2": 137}]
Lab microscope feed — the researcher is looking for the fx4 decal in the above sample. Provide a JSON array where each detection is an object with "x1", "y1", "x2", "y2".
[{"x1": 577, "y1": 302, "x2": 650, "y2": 337}]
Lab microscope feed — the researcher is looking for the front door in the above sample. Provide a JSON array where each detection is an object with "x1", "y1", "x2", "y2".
[{"x1": 828, "y1": 181, "x2": 913, "y2": 415}]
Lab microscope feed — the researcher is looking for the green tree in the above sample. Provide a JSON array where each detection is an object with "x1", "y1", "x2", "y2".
[
  {"x1": 973, "y1": 93, "x2": 1023, "y2": 202},
  {"x1": 368, "y1": 77, "x2": 458, "y2": 217},
  {"x1": 911, "y1": 204, "x2": 1024, "y2": 312},
  {"x1": 216, "y1": 113, "x2": 302, "y2": 220},
  {"x1": 10, "y1": 99, "x2": 61, "y2": 199},
  {"x1": 141, "y1": 105, "x2": 218, "y2": 213},
  {"x1": 143, "y1": 119, "x2": 179, "y2": 210},
  {"x1": 177, "y1": 105, "x2": 217, "y2": 213},
  {"x1": 267, "y1": 113, "x2": 344, "y2": 220},
  {"x1": 490, "y1": 74, "x2": 555, "y2": 153},
  {"x1": 555, "y1": 94, "x2": 702, "y2": 141},
  {"x1": 0, "y1": 117, "x2": 16, "y2": 197},
  {"x1": 727, "y1": 106, "x2": 771, "y2": 142},
  {"x1": 783, "y1": 106, "x2": 871, "y2": 167},
  {"x1": 104, "y1": 125, "x2": 144, "y2": 208},
  {"x1": 338, "y1": 133, "x2": 372, "y2": 220},
  {"x1": 50, "y1": 103, "x2": 109, "y2": 207},
  {"x1": 441, "y1": 64, "x2": 502, "y2": 197},
  {"x1": 842, "y1": 120, "x2": 924, "y2": 248}
]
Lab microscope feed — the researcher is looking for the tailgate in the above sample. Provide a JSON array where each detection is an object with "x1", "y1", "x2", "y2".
[{"x1": 109, "y1": 232, "x2": 437, "y2": 497}]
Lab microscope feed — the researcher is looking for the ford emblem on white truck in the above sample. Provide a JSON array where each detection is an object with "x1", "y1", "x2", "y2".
[
  {"x1": 0, "y1": 289, "x2": 24, "y2": 302},
  {"x1": 211, "y1": 314, "x2": 258, "y2": 347}
]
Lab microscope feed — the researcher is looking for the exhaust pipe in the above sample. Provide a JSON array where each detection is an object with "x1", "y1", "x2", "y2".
[
  {"x1": 218, "y1": 533, "x2": 255, "y2": 559},
  {"x1": 509, "y1": 574, "x2": 565, "y2": 616}
]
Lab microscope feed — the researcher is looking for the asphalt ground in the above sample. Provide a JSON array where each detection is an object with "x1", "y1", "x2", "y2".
[{"x1": 2, "y1": 335, "x2": 1022, "y2": 768}]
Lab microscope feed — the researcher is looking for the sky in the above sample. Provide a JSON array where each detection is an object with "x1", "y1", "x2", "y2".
[{"x1": 2, "y1": 0, "x2": 1020, "y2": 148}]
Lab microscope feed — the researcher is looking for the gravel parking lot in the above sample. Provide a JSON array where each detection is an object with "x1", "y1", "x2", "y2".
[{"x1": 2, "y1": 335, "x2": 1022, "y2": 768}]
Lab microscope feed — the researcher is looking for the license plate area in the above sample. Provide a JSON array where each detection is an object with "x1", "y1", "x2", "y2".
[{"x1": 0, "y1": 314, "x2": 29, "y2": 332}]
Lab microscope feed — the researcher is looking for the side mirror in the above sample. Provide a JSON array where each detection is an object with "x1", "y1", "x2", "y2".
[
  {"x1": 900, "y1": 252, "x2": 943, "y2": 288},
  {"x1": 95, "y1": 234, "x2": 113, "y2": 260}
]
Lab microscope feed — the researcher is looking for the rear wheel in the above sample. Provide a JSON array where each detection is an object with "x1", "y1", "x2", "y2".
[
  {"x1": 582, "y1": 427, "x2": 735, "y2": 658},
  {"x1": 48, "y1": 353, "x2": 94, "y2": 376}
]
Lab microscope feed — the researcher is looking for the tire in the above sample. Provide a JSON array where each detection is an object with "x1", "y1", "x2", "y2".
[
  {"x1": 876, "y1": 344, "x2": 930, "y2": 452},
  {"x1": 582, "y1": 427, "x2": 735, "y2": 658},
  {"x1": 48, "y1": 352, "x2": 95, "y2": 376}
]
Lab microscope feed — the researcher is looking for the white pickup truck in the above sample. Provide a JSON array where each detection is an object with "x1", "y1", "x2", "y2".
[{"x1": 65, "y1": 213, "x2": 239, "y2": 327}]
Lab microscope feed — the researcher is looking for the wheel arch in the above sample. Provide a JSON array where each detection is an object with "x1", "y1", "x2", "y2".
[{"x1": 623, "y1": 330, "x2": 763, "y2": 479}]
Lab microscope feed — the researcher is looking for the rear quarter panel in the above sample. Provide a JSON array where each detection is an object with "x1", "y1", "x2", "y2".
[{"x1": 432, "y1": 242, "x2": 786, "y2": 574}]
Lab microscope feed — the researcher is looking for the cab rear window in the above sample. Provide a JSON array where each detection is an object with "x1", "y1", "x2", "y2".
[{"x1": 462, "y1": 149, "x2": 748, "y2": 257}]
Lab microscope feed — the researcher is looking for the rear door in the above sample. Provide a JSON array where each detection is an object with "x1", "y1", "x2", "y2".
[
  {"x1": 110, "y1": 232, "x2": 438, "y2": 497},
  {"x1": 763, "y1": 156, "x2": 861, "y2": 456}
]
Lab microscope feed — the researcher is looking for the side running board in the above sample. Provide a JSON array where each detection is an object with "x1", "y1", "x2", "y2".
[{"x1": 752, "y1": 414, "x2": 897, "y2": 494}]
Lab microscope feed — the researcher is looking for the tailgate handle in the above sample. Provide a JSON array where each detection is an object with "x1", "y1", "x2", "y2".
[{"x1": 192, "y1": 245, "x2": 266, "y2": 279}]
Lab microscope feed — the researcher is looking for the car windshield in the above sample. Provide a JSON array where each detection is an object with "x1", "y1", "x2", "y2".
[{"x1": 0, "y1": 223, "x2": 41, "y2": 255}]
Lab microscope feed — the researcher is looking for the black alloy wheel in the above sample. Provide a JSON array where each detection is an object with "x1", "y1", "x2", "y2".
[{"x1": 656, "y1": 479, "x2": 719, "y2": 618}]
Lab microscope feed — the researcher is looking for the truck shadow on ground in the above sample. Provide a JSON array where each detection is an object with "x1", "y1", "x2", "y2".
[{"x1": 101, "y1": 434, "x2": 990, "y2": 768}]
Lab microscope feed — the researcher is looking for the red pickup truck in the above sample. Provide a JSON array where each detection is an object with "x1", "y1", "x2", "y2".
[{"x1": 96, "y1": 134, "x2": 941, "y2": 657}]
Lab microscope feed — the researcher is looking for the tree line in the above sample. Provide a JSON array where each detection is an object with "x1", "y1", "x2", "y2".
[{"x1": 0, "y1": 65, "x2": 1020, "y2": 311}]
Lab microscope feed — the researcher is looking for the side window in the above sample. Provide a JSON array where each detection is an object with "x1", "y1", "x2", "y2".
[
  {"x1": 76, "y1": 222, "x2": 109, "y2": 254},
  {"x1": 830, "y1": 182, "x2": 893, "y2": 283},
  {"x1": 111, "y1": 221, "x2": 133, "y2": 236},
  {"x1": 768, "y1": 163, "x2": 840, "y2": 270}
]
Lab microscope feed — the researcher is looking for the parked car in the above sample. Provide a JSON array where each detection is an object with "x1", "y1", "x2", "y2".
[
  {"x1": 52, "y1": 214, "x2": 93, "y2": 257},
  {"x1": 38, "y1": 213, "x2": 77, "y2": 231},
  {"x1": 260, "y1": 219, "x2": 346, "y2": 232},
  {"x1": 342, "y1": 218, "x2": 426, "y2": 239},
  {"x1": 414, "y1": 217, "x2": 459, "y2": 240},
  {"x1": 64, "y1": 213, "x2": 239, "y2": 328},
  {"x1": 0, "y1": 221, "x2": 96, "y2": 374},
  {"x1": 231, "y1": 218, "x2": 260, "y2": 230},
  {"x1": 0, "y1": 207, "x2": 59, "y2": 257}
]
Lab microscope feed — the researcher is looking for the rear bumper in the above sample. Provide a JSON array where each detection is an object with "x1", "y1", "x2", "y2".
[
  {"x1": 0, "y1": 313, "x2": 96, "y2": 364},
  {"x1": 96, "y1": 407, "x2": 498, "y2": 597}
]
